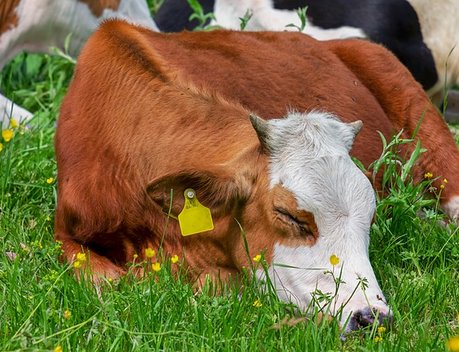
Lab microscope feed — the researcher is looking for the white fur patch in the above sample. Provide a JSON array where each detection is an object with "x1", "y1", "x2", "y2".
[
  {"x1": 0, "y1": 93, "x2": 32, "y2": 129},
  {"x1": 260, "y1": 111, "x2": 388, "y2": 327},
  {"x1": 0, "y1": 0, "x2": 158, "y2": 127},
  {"x1": 443, "y1": 195, "x2": 459, "y2": 220},
  {"x1": 213, "y1": 0, "x2": 366, "y2": 40},
  {"x1": 0, "y1": 0, "x2": 157, "y2": 69}
]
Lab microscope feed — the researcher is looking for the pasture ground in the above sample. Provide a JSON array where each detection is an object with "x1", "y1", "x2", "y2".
[{"x1": 0, "y1": 44, "x2": 458, "y2": 352}]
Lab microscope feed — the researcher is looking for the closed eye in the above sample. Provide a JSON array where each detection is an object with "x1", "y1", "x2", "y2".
[{"x1": 274, "y1": 207, "x2": 313, "y2": 236}]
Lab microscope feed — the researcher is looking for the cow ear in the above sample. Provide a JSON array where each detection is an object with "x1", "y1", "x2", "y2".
[
  {"x1": 348, "y1": 120, "x2": 363, "y2": 136},
  {"x1": 249, "y1": 114, "x2": 273, "y2": 153},
  {"x1": 341, "y1": 119, "x2": 363, "y2": 150},
  {"x1": 147, "y1": 169, "x2": 251, "y2": 217}
]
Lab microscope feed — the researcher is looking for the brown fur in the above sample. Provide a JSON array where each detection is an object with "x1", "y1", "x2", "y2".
[
  {"x1": 78, "y1": 0, "x2": 121, "y2": 17},
  {"x1": 0, "y1": 0, "x2": 20, "y2": 35},
  {"x1": 55, "y1": 20, "x2": 459, "y2": 282}
]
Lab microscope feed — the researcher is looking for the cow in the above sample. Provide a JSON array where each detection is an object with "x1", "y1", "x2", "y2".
[
  {"x1": 155, "y1": 0, "x2": 459, "y2": 119},
  {"x1": 0, "y1": 0, "x2": 158, "y2": 128},
  {"x1": 55, "y1": 20, "x2": 459, "y2": 331}
]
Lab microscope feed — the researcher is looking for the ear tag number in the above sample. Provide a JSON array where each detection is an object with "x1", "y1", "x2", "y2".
[{"x1": 178, "y1": 189, "x2": 214, "y2": 236}]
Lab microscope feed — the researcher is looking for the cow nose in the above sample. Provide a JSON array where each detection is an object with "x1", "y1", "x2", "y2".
[{"x1": 348, "y1": 307, "x2": 393, "y2": 331}]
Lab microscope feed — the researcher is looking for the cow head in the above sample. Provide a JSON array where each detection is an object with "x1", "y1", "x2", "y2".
[
  {"x1": 244, "y1": 111, "x2": 390, "y2": 331},
  {"x1": 147, "y1": 109, "x2": 390, "y2": 331}
]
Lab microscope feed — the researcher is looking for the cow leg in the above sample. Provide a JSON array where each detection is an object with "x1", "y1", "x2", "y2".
[
  {"x1": 0, "y1": 93, "x2": 33, "y2": 129},
  {"x1": 56, "y1": 230, "x2": 126, "y2": 282},
  {"x1": 326, "y1": 39, "x2": 459, "y2": 220}
]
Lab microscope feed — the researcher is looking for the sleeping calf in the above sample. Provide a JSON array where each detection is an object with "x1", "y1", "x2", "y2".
[{"x1": 56, "y1": 20, "x2": 459, "y2": 332}]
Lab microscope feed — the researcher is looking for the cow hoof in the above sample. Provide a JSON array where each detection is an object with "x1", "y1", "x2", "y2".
[{"x1": 347, "y1": 307, "x2": 393, "y2": 331}]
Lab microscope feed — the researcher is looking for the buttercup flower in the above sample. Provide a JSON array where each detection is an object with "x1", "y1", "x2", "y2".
[
  {"x1": 47, "y1": 177, "x2": 54, "y2": 184},
  {"x1": 2, "y1": 129, "x2": 14, "y2": 142},
  {"x1": 329, "y1": 254, "x2": 340, "y2": 266},
  {"x1": 443, "y1": 178, "x2": 448, "y2": 184},
  {"x1": 133, "y1": 253, "x2": 139, "y2": 260},
  {"x1": 73, "y1": 260, "x2": 82, "y2": 269},
  {"x1": 252, "y1": 254, "x2": 262, "y2": 263},
  {"x1": 377, "y1": 326, "x2": 386, "y2": 334},
  {"x1": 145, "y1": 248, "x2": 155, "y2": 258},
  {"x1": 63, "y1": 310, "x2": 71, "y2": 320},
  {"x1": 424, "y1": 172, "x2": 433, "y2": 179},
  {"x1": 374, "y1": 336, "x2": 382, "y2": 343},
  {"x1": 447, "y1": 336, "x2": 459, "y2": 352},
  {"x1": 54, "y1": 346, "x2": 63, "y2": 352},
  {"x1": 10, "y1": 119, "x2": 18, "y2": 128},
  {"x1": 0, "y1": 143, "x2": 3, "y2": 152},
  {"x1": 152, "y1": 262, "x2": 161, "y2": 272},
  {"x1": 171, "y1": 255, "x2": 179, "y2": 264},
  {"x1": 253, "y1": 299, "x2": 262, "y2": 308},
  {"x1": 76, "y1": 252, "x2": 86, "y2": 262}
]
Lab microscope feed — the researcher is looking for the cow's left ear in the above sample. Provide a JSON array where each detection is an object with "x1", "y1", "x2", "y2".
[
  {"x1": 343, "y1": 120, "x2": 363, "y2": 150},
  {"x1": 147, "y1": 169, "x2": 252, "y2": 218}
]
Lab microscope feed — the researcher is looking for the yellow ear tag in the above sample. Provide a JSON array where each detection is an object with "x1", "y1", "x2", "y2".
[{"x1": 178, "y1": 189, "x2": 214, "y2": 236}]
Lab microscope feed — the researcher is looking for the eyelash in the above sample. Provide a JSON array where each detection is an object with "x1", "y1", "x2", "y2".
[{"x1": 275, "y1": 207, "x2": 312, "y2": 235}]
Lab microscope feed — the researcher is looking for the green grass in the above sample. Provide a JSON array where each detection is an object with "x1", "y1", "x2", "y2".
[{"x1": 1, "y1": 51, "x2": 458, "y2": 352}]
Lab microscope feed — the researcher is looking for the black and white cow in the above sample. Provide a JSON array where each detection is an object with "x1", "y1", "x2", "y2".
[{"x1": 155, "y1": 0, "x2": 459, "y2": 118}]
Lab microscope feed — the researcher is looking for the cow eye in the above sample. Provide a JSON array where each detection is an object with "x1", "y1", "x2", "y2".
[{"x1": 274, "y1": 207, "x2": 313, "y2": 235}]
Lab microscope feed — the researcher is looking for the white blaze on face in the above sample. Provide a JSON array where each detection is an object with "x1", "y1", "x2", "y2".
[{"x1": 257, "y1": 111, "x2": 389, "y2": 328}]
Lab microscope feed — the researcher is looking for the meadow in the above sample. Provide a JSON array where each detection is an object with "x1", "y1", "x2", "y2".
[{"x1": 0, "y1": 4, "x2": 458, "y2": 351}]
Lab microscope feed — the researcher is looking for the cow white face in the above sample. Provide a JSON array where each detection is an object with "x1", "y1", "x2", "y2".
[{"x1": 250, "y1": 111, "x2": 390, "y2": 331}]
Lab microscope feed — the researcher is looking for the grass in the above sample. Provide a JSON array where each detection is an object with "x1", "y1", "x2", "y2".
[{"x1": 0, "y1": 29, "x2": 458, "y2": 352}]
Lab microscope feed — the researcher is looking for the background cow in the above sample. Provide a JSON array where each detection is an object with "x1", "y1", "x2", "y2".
[
  {"x1": 56, "y1": 20, "x2": 459, "y2": 331},
  {"x1": 0, "y1": 0, "x2": 158, "y2": 128},
  {"x1": 155, "y1": 0, "x2": 459, "y2": 120}
]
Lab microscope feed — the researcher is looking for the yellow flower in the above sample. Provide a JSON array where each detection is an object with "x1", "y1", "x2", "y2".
[
  {"x1": 133, "y1": 253, "x2": 138, "y2": 260},
  {"x1": 253, "y1": 299, "x2": 262, "y2": 308},
  {"x1": 108, "y1": 278, "x2": 113, "y2": 283},
  {"x1": 374, "y1": 336, "x2": 382, "y2": 343},
  {"x1": 2, "y1": 129, "x2": 14, "y2": 142},
  {"x1": 73, "y1": 260, "x2": 82, "y2": 269},
  {"x1": 443, "y1": 178, "x2": 448, "y2": 184},
  {"x1": 47, "y1": 177, "x2": 54, "y2": 184},
  {"x1": 152, "y1": 262, "x2": 161, "y2": 272},
  {"x1": 54, "y1": 346, "x2": 63, "y2": 352},
  {"x1": 10, "y1": 119, "x2": 18, "y2": 128},
  {"x1": 377, "y1": 326, "x2": 386, "y2": 335},
  {"x1": 329, "y1": 254, "x2": 340, "y2": 266},
  {"x1": 424, "y1": 172, "x2": 433, "y2": 179},
  {"x1": 252, "y1": 254, "x2": 262, "y2": 263},
  {"x1": 171, "y1": 255, "x2": 179, "y2": 264},
  {"x1": 447, "y1": 336, "x2": 459, "y2": 352},
  {"x1": 63, "y1": 310, "x2": 71, "y2": 320},
  {"x1": 145, "y1": 248, "x2": 156, "y2": 258},
  {"x1": 0, "y1": 143, "x2": 3, "y2": 152},
  {"x1": 440, "y1": 184, "x2": 445, "y2": 190},
  {"x1": 76, "y1": 252, "x2": 86, "y2": 262}
]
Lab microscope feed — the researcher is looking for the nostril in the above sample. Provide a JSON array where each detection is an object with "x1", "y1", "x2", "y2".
[{"x1": 349, "y1": 307, "x2": 393, "y2": 331}]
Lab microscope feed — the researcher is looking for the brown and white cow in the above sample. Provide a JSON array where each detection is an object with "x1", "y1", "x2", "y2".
[
  {"x1": 55, "y1": 20, "x2": 459, "y2": 331},
  {"x1": 0, "y1": 0, "x2": 158, "y2": 128}
]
